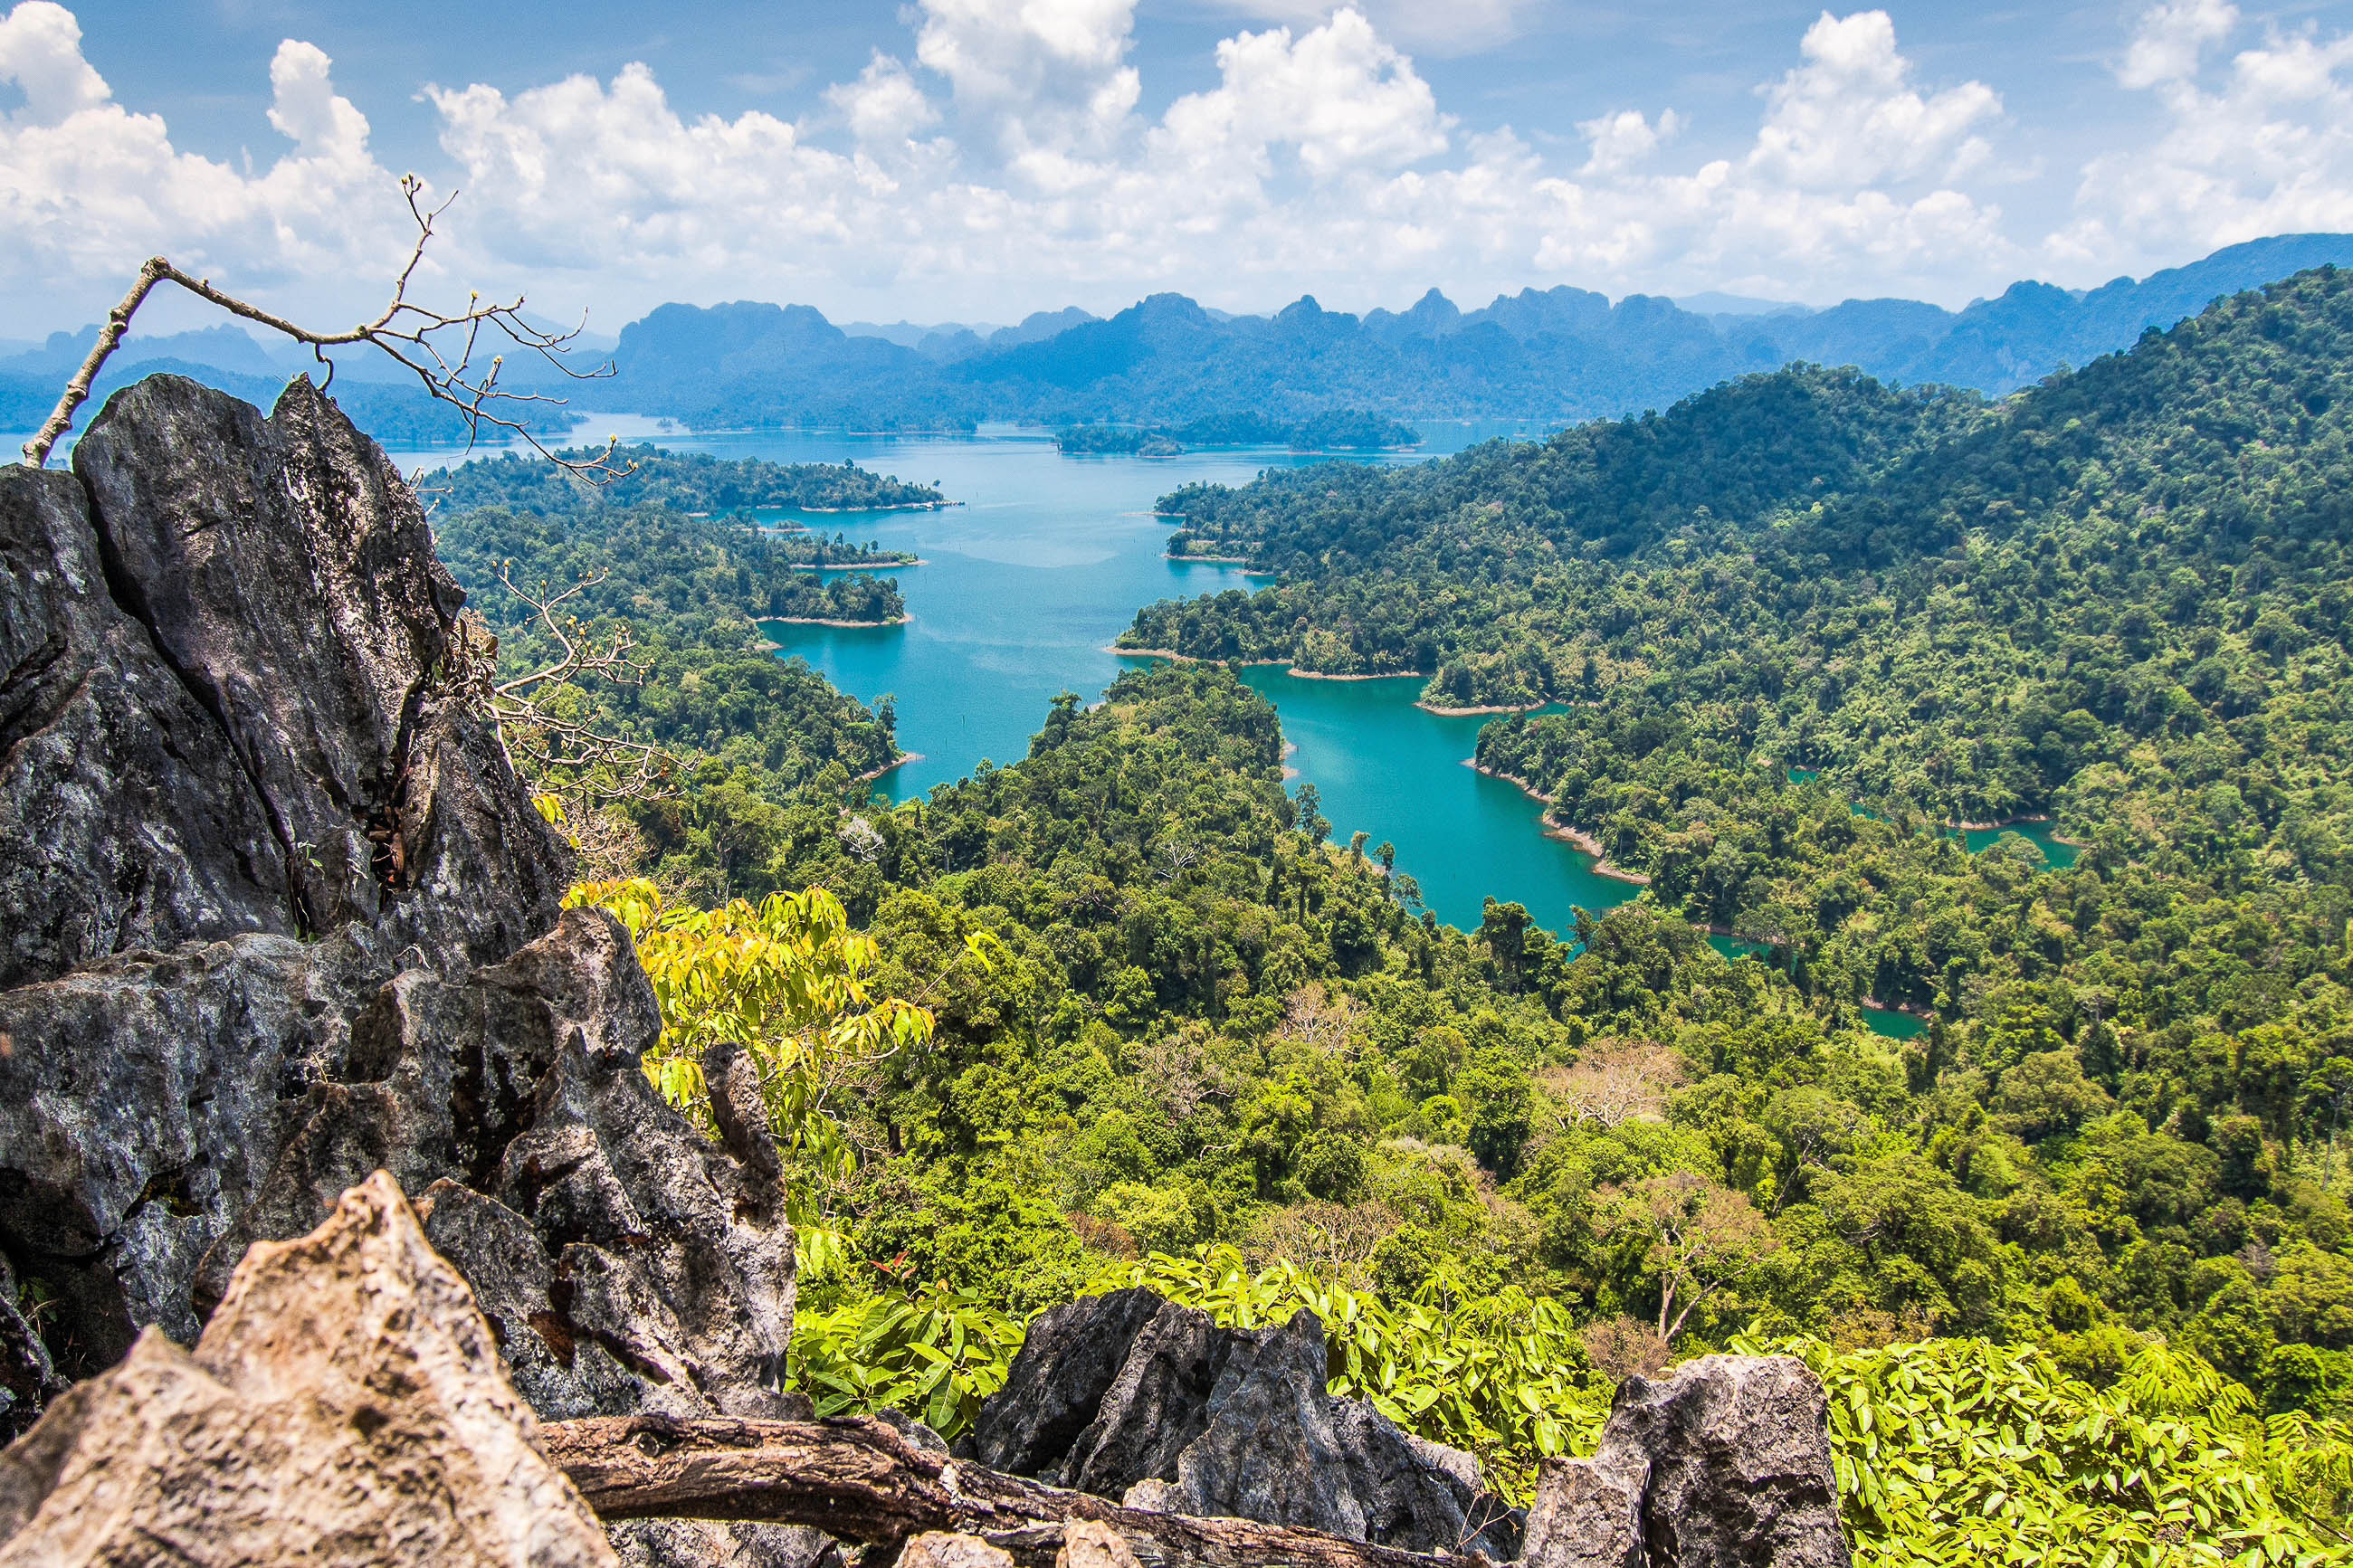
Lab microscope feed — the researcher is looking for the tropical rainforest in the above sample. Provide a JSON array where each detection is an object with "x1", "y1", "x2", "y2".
[{"x1": 444, "y1": 271, "x2": 2353, "y2": 1560}]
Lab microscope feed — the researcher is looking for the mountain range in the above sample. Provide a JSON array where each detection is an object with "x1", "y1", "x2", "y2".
[{"x1": 8, "y1": 233, "x2": 2353, "y2": 442}]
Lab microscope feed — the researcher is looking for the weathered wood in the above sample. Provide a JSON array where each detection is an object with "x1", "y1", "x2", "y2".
[{"x1": 541, "y1": 1415, "x2": 1490, "y2": 1568}]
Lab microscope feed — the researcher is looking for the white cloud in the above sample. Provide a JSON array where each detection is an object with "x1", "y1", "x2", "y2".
[
  {"x1": 17, "y1": 1, "x2": 2353, "y2": 332},
  {"x1": 1579, "y1": 109, "x2": 1678, "y2": 176},
  {"x1": 1196, "y1": 0, "x2": 1538, "y2": 57},
  {"x1": 914, "y1": 0, "x2": 1141, "y2": 163},
  {"x1": 0, "y1": 2, "x2": 396, "y2": 317},
  {"x1": 2118, "y1": 0, "x2": 2238, "y2": 90},
  {"x1": 2056, "y1": 3, "x2": 2353, "y2": 269},
  {"x1": 825, "y1": 52, "x2": 940, "y2": 150},
  {"x1": 1153, "y1": 9, "x2": 1451, "y2": 182},
  {"x1": 1747, "y1": 11, "x2": 2001, "y2": 189}
]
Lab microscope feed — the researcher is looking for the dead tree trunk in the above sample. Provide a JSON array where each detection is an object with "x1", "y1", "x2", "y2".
[{"x1": 540, "y1": 1414, "x2": 1491, "y2": 1568}]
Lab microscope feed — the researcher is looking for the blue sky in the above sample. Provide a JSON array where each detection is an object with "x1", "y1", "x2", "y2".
[{"x1": 13, "y1": 0, "x2": 2353, "y2": 335}]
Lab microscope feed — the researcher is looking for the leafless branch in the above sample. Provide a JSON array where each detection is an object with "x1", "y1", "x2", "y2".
[
  {"x1": 443, "y1": 592, "x2": 678, "y2": 808},
  {"x1": 22, "y1": 176, "x2": 633, "y2": 477}
]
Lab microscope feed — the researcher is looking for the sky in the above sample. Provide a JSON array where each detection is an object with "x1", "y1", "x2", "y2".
[{"x1": 7, "y1": 0, "x2": 2353, "y2": 337}]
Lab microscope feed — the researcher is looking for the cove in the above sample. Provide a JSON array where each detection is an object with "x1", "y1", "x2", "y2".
[{"x1": 1222, "y1": 667, "x2": 1640, "y2": 935}]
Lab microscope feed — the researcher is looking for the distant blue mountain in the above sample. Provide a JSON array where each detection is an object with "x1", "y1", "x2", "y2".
[
  {"x1": 13, "y1": 234, "x2": 2353, "y2": 442},
  {"x1": 562, "y1": 233, "x2": 2353, "y2": 430}
]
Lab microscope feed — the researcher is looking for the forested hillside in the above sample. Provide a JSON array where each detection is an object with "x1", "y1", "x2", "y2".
[
  {"x1": 428, "y1": 450, "x2": 915, "y2": 889},
  {"x1": 1103, "y1": 271, "x2": 2353, "y2": 1423},
  {"x1": 570, "y1": 660, "x2": 2350, "y2": 1555},
  {"x1": 414, "y1": 276, "x2": 2353, "y2": 1556}
]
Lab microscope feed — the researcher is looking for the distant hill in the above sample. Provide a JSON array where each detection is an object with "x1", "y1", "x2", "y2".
[
  {"x1": 566, "y1": 233, "x2": 2353, "y2": 431},
  {"x1": 11, "y1": 234, "x2": 2352, "y2": 444}
]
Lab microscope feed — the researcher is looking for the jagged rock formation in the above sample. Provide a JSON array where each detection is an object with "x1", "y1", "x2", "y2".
[
  {"x1": 1519, "y1": 1356, "x2": 1850, "y2": 1568},
  {"x1": 959, "y1": 1290, "x2": 1521, "y2": 1559},
  {"x1": 0, "y1": 375, "x2": 810, "y2": 1565},
  {"x1": 0, "y1": 1172, "x2": 616, "y2": 1566}
]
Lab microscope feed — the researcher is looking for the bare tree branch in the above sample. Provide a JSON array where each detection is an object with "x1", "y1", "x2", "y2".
[
  {"x1": 22, "y1": 176, "x2": 630, "y2": 476},
  {"x1": 443, "y1": 587, "x2": 678, "y2": 808}
]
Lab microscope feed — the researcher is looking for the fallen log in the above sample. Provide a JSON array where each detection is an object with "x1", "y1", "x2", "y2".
[{"x1": 541, "y1": 1414, "x2": 1491, "y2": 1568}]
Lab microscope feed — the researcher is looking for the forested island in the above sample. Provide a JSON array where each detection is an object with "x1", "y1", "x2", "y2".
[
  {"x1": 1057, "y1": 411, "x2": 1421, "y2": 454},
  {"x1": 435, "y1": 442, "x2": 948, "y2": 515}
]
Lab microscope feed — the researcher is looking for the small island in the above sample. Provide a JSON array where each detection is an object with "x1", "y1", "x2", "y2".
[{"x1": 1054, "y1": 408, "x2": 1420, "y2": 456}]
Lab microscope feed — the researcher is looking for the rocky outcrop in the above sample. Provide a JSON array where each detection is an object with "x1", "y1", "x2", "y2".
[
  {"x1": 0, "y1": 1172, "x2": 616, "y2": 1566},
  {"x1": 0, "y1": 375, "x2": 810, "y2": 1566},
  {"x1": 1519, "y1": 1356, "x2": 1850, "y2": 1568},
  {"x1": 960, "y1": 1293, "x2": 1519, "y2": 1560}
]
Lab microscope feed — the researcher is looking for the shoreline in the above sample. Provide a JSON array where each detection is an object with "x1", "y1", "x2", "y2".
[
  {"x1": 1285, "y1": 667, "x2": 1428, "y2": 682},
  {"x1": 1167, "y1": 553, "x2": 1277, "y2": 574},
  {"x1": 789, "y1": 558, "x2": 927, "y2": 571},
  {"x1": 1107, "y1": 647, "x2": 1425, "y2": 682},
  {"x1": 853, "y1": 752, "x2": 922, "y2": 784},
  {"x1": 1465, "y1": 761, "x2": 1652, "y2": 885},
  {"x1": 764, "y1": 613, "x2": 913, "y2": 629},
  {"x1": 1941, "y1": 813, "x2": 2089, "y2": 847},
  {"x1": 1419, "y1": 698, "x2": 1542, "y2": 717}
]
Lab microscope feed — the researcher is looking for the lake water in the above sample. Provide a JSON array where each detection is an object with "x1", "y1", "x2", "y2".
[
  {"x1": 397, "y1": 418, "x2": 1653, "y2": 936},
  {"x1": 363, "y1": 417, "x2": 2023, "y2": 1035}
]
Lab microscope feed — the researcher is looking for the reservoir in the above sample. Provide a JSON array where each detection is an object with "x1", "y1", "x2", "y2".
[
  {"x1": 455, "y1": 419, "x2": 1639, "y2": 937},
  {"x1": 377, "y1": 419, "x2": 2019, "y2": 1034}
]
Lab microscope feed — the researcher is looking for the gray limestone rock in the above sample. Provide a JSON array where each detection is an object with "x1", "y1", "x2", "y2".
[
  {"x1": 959, "y1": 1286, "x2": 1168, "y2": 1477},
  {"x1": 69, "y1": 375, "x2": 568, "y2": 963},
  {"x1": 1062, "y1": 1297, "x2": 1234, "y2": 1495},
  {"x1": 1520, "y1": 1354, "x2": 1850, "y2": 1568},
  {"x1": 0, "y1": 374, "x2": 795, "y2": 1565},
  {"x1": 1167, "y1": 1309, "x2": 1363, "y2": 1540},
  {"x1": 0, "y1": 463, "x2": 290, "y2": 993},
  {"x1": 962, "y1": 1295, "x2": 1519, "y2": 1558}
]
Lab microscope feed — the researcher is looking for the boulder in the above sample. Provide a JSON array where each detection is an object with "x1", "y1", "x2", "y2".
[
  {"x1": 1520, "y1": 1355, "x2": 1850, "y2": 1568},
  {"x1": 962, "y1": 1293, "x2": 1518, "y2": 1558},
  {"x1": 1054, "y1": 1522, "x2": 1143, "y2": 1568},
  {"x1": 899, "y1": 1534, "x2": 1016, "y2": 1568},
  {"x1": 960, "y1": 1287, "x2": 1168, "y2": 1478},
  {"x1": 0, "y1": 1172, "x2": 616, "y2": 1567}
]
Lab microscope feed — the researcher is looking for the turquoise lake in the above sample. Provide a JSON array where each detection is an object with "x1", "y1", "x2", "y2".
[
  {"x1": 406, "y1": 418, "x2": 1648, "y2": 937},
  {"x1": 389, "y1": 417, "x2": 2062, "y2": 1033}
]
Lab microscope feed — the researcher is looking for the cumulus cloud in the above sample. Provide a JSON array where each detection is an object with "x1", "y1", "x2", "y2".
[
  {"x1": 1748, "y1": 11, "x2": 2000, "y2": 188},
  {"x1": 0, "y1": 2, "x2": 397, "y2": 309},
  {"x1": 1153, "y1": 9, "x2": 1452, "y2": 182},
  {"x1": 1579, "y1": 109, "x2": 1679, "y2": 176},
  {"x1": 2118, "y1": 0, "x2": 2238, "y2": 90},
  {"x1": 825, "y1": 53, "x2": 940, "y2": 150},
  {"x1": 1200, "y1": 0, "x2": 1538, "y2": 57},
  {"x1": 2055, "y1": 2, "x2": 2353, "y2": 270},
  {"x1": 914, "y1": 0, "x2": 1141, "y2": 163},
  {"x1": 17, "y1": 0, "x2": 2353, "y2": 331}
]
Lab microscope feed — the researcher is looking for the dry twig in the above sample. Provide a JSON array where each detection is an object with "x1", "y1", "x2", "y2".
[{"x1": 22, "y1": 176, "x2": 626, "y2": 477}]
